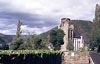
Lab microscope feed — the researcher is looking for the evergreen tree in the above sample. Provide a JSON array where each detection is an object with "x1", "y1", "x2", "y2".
[
  {"x1": 16, "y1": 19, "x2": 22, "y2": 38},
  {"x1": 90, "y1": 4, "x2": 100, "y2": 52},
  {"x1": 10, "y1": 19, "x2": 23, "y2": 50}
]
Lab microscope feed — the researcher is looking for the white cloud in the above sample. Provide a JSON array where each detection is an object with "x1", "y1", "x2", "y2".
[
  {"x1": 0, "y1": 23, "x2": 16, "y2": 35},
  {"x1": 0, "y1": 24, "x2": 53, "y2": 35},
  {"x1": 21, "y1": 25, "x2": 54, "y2": 35},
  {"x1": 0, "y1": 0, "x2": 100, "y2": 35},
  {"x1": 0, "y1": 28, "x2": 16, "y2": 35}
]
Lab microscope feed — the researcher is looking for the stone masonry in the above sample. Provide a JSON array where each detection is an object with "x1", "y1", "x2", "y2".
[
  {"x1": 61, "y1": 52, "x2": 89, "y2": 64},
  {"x1": 59, "y1": 18, "x2": 69, "y2": 51},
  {"x1": 59, "y1": 18, "x2": 74, "y2": 51}
]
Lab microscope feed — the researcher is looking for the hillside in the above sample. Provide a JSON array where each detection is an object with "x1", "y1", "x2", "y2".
[
  {"x1": 71, "y1": 20, "x2": 92, "y2": 44},
  {"x1": 39, "y1": 20, "x2": 92, "y2": 45},
  {"x1": 0, "y1": 33, "x2": 14, "y2": 44}
]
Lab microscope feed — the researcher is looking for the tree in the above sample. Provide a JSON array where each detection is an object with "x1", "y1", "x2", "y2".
[
  {"x1": 56, "y1": 29, "x2": 64, "y2": 50},
  {"x1": 10, "y1": 19, "x2": 24, "y2": 50},
  {"x1": 25, "y1": 32, "x2": 36, "y2": 50},
  {"x1": 90, "y1": 4, "x2": 100, "y2": 52},
  {"x1": 24, "y1": 32, "x2": 45, "y2": 50},
  {"x1": 34, "y1": 37, "x2": 42, "y2": 49},
  {"x1": 16, "y1": 19, "x2": 22, "y2": 38},
  {"x1": 50, "y1": 29, "x2": 64, "y2": 50},
  {"x1": 0, "y1": 36, "x2": 9, "y2": 50},
  {"x1": 50, "y1": 29, "x2": 57, "y2": 49},
  {"x1": 0, "y1": 43, "x2": 9, "y2": 50},
  {"x1": 2, "y1": 43, "x2": 9, "y2": 50}
]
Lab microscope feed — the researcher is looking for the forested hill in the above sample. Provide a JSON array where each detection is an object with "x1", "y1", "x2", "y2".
[
  {"x1": 0, "y1": 33, "x2": 14, "y2": 44},
  {"x1": 39, "y1": 20, "x2": 92, "y2": 44},
  {"x1": 71, "y1": 20, "x2": 92, "y2": 44}
]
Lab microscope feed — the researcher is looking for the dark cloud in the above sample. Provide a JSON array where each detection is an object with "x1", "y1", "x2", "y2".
[
  {"x1": 0, "y1": 11, "x2": 58, "y2": 28},
  {"x1": 0, "y1": 0, "x2": 99, "y2": 35}
]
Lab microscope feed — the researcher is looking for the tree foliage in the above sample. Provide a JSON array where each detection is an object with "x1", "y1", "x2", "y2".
[
  {"x1": 10, "y1": 20, "x2": 47, "y2": 50},
  {"x1": 24, "y1": 33, "x2": 36, "y2": 50},
  {"x1": 50, "y1": 29, "x2": 64, "y2": 50},
  {"x1": 23, "y1": 32, "x2": 46, "y2": 50},
  {"x1": 10, "y1": 19, "x2": 24, "y2": 50},
  {"x1": 0, "y1": 43, "x2": 9, "y2": 50},
  {"x1": 90, "y1": 4, "x2": 100, "y2": 52}
]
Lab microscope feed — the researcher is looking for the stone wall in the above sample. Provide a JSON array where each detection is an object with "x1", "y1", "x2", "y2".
[
  {"x1": 60, "y1": 18, "x2": 69, "y2": 51},
  {"x1": 61, "y1": 52, "x2": 89, "y2": 64}
]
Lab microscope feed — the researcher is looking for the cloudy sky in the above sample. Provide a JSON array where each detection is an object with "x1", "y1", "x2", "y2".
[{"x1": 0, "y1": 0, "x2": 100, "y2": 35}]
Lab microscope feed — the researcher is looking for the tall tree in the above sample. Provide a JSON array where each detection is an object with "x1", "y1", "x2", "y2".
[
  {"x1": 10, "y1": 19, "x2": 23, "y2": 50},
  {"x1": 90, "y1": 4, "x2": 100, "y2": 51},
  {"x1": 16, "y1": 19, "x2": 22, "y2": 38}
]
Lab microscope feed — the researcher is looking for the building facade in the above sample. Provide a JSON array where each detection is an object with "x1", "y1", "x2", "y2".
[
  {"x1": 58, "y1": 18, "x2": 84, "y2": 51},
  {"x1": 74, "y1": 36, "x2": 84, "y2": 51}
]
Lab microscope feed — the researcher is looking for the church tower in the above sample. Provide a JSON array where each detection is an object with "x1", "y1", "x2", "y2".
[{"x1": 59, "y1": 18, "x2": 74, "y2": 51}]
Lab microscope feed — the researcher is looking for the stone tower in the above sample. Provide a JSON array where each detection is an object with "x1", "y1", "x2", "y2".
[{"x1": 59, "y1": 18, "x2": 74, "y2": 51}]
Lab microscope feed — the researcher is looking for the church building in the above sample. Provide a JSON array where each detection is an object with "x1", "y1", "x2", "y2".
[{"x1": 58, "y1": 18, "x2": 84, "y2": 51}]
